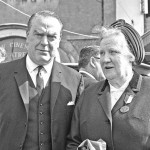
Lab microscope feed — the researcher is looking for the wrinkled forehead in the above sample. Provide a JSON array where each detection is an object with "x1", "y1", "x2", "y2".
[
  {"x1": 100, "y1": 34, "x2": 128, "y2": 50},
  {"x1": 31, "y1": 16, "x2": 62, "y2": 32}
]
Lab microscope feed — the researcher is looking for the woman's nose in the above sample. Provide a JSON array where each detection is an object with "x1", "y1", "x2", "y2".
[{"x1": 102, "y1": 53, "x2": 111, "y2": 62}]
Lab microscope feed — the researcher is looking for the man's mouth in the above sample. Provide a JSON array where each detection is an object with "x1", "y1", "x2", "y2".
[{"x1": 37, "y1": 49, "x2": 49, "y2": 52}]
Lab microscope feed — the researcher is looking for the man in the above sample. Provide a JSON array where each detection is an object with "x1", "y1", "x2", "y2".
[
  {"x1": 0, "y1": 10, "x2": 83, "y2": 150},
  {"x1": 78, "y1": 45, "x2": 105, "y2": 88},
  {"x1": 67, "y1": 20, "x2": 150, "y2": 150}
]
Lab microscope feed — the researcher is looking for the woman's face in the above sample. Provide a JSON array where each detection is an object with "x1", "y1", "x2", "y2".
[{"x1": 100, "y1": 35, "x2": 133, "y2": 83}]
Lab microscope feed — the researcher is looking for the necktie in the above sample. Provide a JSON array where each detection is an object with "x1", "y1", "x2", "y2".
[{"x1": 36, "y1": 66, "x2": 44, "y2": 96}]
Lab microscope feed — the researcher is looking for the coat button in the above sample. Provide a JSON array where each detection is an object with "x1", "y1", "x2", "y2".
[
  {"x1": 105, "y1": 120, "x2": 110, "y2": 124},
  {"x1": 40, "y1": 112, "x2": 43, "y2": 115},
  {"x1": 24, "y1": 123, "x2": 27, "y2": 127},
  {"x1": 19, "y1": 144, "x2": 23, "y2": 149}
]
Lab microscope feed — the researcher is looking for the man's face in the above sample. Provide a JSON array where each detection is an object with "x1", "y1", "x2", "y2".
[
  {"x1": 100, "y1": 35, "x2": 132, "y2": 82},
  {"x1": 26, "y1": 16, "x2": 62, "y2": 65}
]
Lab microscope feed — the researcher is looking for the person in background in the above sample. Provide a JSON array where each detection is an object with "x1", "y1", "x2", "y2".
[
  {"x1": 78, "y1": 45, "x2": 105, "y2": 89},
  {"x1": 0, "y1": 10, "x2": 84, "y2": 150},
  {"x1": 66, "y1": 19, "x2": 150, "y2": 150}
]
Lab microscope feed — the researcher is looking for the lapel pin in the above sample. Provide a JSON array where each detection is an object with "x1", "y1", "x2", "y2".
[
  {"x1": 124, "y1": 95, "x2": 134, "y2": 104},
  {"x1": 120, "y1": 105, "x2": 129, "y2": 113}
]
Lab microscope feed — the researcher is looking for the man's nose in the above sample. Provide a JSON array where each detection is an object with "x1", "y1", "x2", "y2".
[{"x1": 41, "y1": 36, "x2": 49, "y2": 45}]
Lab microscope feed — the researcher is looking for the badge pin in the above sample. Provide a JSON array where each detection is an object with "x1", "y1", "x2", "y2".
[
  {"x1": 120, "y1": 106, "x2": 129, "y2": 113},
  {"x1": 126, "y1": 95, "x2": 134, "y2": 104}
]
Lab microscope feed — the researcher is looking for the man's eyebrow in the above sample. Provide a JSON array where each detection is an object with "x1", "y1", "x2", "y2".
[
  {"x1": 47, "y1": 32, "x2": 57, "y2": 35},
  {"x1": 34, "y1": 29, "x2": 43, "y2": 34}
]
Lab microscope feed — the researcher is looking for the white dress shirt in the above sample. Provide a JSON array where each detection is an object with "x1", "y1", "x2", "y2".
[
  {"x1": 109, "y1": 73, "x2": 133, "y2": 110},
  {"x1": 26, "y1": 55, "x2": 54, "y2": 88}
]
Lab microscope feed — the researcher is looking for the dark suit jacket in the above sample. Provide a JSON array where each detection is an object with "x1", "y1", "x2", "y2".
[
  {"x1": 0, "y1": 56, "x2": 83, "y2": 150},
  {"x1": 80, "y1": 72, "x2": 98, "y2": 89},
  {"x1": 67, "y1": 72, "x2": 150, "y2": 150}
]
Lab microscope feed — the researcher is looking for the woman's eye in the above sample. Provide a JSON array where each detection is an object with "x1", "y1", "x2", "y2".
[{"x1": 110, "y1": 50, "x2": 118, "y2": 55}]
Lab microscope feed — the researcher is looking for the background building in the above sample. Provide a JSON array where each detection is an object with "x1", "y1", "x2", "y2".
[{"x1": 0, "y1": 0, "x2": 150, "y2": 65}]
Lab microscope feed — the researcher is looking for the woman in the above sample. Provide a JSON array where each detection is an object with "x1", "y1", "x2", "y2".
[{"x1": 66, "y1": 19, "x2": 150, "y2": 150}]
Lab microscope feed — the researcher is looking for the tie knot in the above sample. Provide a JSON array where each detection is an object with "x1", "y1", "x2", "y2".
[
  {"x1": 37, "y1": 65, "x2": 43, "y2": 72},
  {"x1": 37, "y1": 66, "x2": 43, "y2": 76}
]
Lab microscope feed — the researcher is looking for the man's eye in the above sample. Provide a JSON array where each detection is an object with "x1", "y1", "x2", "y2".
[
  {"x1": 100, "y1": 51, "x2": 105, "y2": 56},
  {"x1": 35, "y1": 34, "x2": 42, "y2": 37},
  {"x1": 47, "y1": 35, "x2": 56, "y2": 40}
]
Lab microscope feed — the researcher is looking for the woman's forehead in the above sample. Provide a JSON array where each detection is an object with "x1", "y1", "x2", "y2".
[{"x1": 100, "y1": 35, "x2": 125, "y2": 48}]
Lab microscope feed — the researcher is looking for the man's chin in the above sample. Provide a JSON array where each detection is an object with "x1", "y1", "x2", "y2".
[{"x1": 37, "y1": 57, "x2": 52, "y2": 65}]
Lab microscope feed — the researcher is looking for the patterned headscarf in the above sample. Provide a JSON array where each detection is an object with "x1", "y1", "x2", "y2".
[{"x1": 110, "y1": 19, "x2": 145, "y2": 65}]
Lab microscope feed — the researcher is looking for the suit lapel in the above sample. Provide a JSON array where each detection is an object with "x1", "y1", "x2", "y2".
[
  {"x1": 14, "y1": 56, "x2": 29, "y2": 118},
  {"x1": 111, "y1": 92, "x2": 129, "y2": 114},
  {"x1": 98, "y1": 81, "x2": 112, "y2": 124},
  {"x1": 50, "y1": 61, "x2": 62, "y2": 114}
]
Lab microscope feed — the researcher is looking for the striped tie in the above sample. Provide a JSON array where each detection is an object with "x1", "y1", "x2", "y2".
[{"x1": 36, "y1": 66, "x2": 44, "y2": 96}]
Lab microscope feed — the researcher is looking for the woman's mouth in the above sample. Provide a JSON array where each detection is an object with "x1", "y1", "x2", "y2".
[{"x1": 105, "y1": 66, "x2": 113, "y2": 69}]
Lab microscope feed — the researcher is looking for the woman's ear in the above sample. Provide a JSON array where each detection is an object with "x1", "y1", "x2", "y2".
[
  {"x1": 128, "y1": 54, "x2": 135, "y2": 63},
  {"x1": 90, "y1": 57, "x2": 96, "y2": 68}
]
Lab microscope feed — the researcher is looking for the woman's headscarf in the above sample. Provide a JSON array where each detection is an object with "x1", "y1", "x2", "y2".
[{"x1": 110, "y1": 19, "x2": 145, "y2": 65}]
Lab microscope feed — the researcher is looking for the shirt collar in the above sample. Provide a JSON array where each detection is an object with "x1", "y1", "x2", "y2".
[
  {"x1": 79, "y1": 70, "x2": 96, "y2": 79},
  {"x1": 109, "y1": 72, "x2": 134, "y2": 93},
  {"x1": 26, "y1": 55, "x2": 54, "y2": 74},
  {"x1": 43, "y1": 58, "x2": 54, "y2": 74},
  {"x1": 26, "y1": 55, "x2": 38, "y2": 73}
]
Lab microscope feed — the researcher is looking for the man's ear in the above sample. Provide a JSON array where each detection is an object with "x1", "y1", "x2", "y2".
[
  {"x1": 26, "y1": 32, "x2": 30, "y2": 46},
  {"x1": 26, "y1": 30, "x2": 29, "y2": 37},
  {"x1": 90, "y1": 57, "x2": 96, "y2": 68},
  {"x1": 59, "y1": 31, "x2": 62, "y2": 41}
]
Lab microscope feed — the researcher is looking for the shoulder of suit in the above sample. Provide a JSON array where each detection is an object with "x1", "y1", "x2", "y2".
[
  {"x1": 56, "y1": 61, "x2": 80, "y2": 75},
  {"x1": 84, "y1": 80, "x2": 106, "y2": 92},
  {"x1": 0, "y1": 57, "x2": 23, "y2": 74}
]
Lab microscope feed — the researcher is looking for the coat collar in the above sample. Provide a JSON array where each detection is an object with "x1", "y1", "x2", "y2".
[
  {"x1": 97, "y1": 71, "x2": 142, "y2": 120},
  {"x1": 98, "y1": 71, "x2": 142, "y2": 95},
  {"x1": 14, "y1": 56, "x2": 30, "y2": 118},
  {"x1": 98, "y1": 80, "x2": 112, "y2": 124},
  {"x1": 111, "y1": 72, "x2": 142, "y2": 114},
  {"x1": 129, "y1": 71, "x2": 142, "y2": 92},
  {"x1": 98, "y1": 83, "x2": 112, "y2": 123}
]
